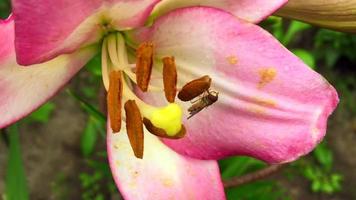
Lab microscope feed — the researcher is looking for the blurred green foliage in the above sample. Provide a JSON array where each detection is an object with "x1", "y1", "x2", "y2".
[
  {"x1": 79, "y1": 153, "x2": 116, "y2": 200},
  {"x1": 0, "y1": 0, "x2": 10, "y2": 19},
  {"x1": 300, "y1": 142, "x2": 343, "y2": 194},
  {"x1": 220, "y1": 157, "x2": 288, "y2": 200},
  {"x1": 315, "y1": 29, "x2": 356, "y2": 68},
  {"x1": 5, "y1": 124, "x2": 29, "y2": 200},
  {"x1": 25, "y1": 102, "x2": 56, "y2": 123}
]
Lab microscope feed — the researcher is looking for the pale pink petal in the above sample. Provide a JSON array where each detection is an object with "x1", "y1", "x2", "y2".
[
  {"x1": 131, "y1": 7, "x2": 339, "y2": 163},
  {"x1": 12, "y1": 0, "x2": 160, "y2": 65},
  {"x1": 0, "y1": 18, "x2": 98, "y2": 128},
  {"x1": 152, "y1": 0, "x2": 287, "y2": 23},
  {"x1": 107, "y1": 123, "x2": 225, "y2": 200}
]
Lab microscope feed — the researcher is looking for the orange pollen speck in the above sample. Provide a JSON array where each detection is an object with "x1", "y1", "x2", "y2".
[
  {"x1": 226, "y1": 55, "x2": 238, "y2": 65},
  {"x1": 258, "y1": 68, "x2": 277, "y2": 89}
]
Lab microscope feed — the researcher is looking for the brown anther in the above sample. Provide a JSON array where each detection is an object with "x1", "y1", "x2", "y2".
[
  {"x1": 107, "y1": 71, "x2": 123, "y2": 133},
  {"x1": 142, "y1": 118, "x2": 186, "y2": 139},
  {"x1": 162, "y1": 56, "x2": 177, "y2": 103},
  {"x1": 124, "y1": 100, "x2": 144, "y2": 159},
  {"x1": 136, "y1": 42, "x2": 154, "y2": 92},
  {"x1": 177, "y1": 75, "x2": 212, "y2": 101}
]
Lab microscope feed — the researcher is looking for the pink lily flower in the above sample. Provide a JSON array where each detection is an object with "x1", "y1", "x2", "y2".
[{"x1": 0, "y1": 1, "x2": 338, "y2": 199}]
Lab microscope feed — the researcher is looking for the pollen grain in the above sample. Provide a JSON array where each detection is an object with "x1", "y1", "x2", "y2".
[
  {"x1": 163, "y1": 56, "x2": 177, "y2": 103},
  {"x1": 124, "y1": 100, "x2": 144, "y2": 159},
  {"x1": 107, "y1": 70, "x2": 123, "y2": 133},
  {"x1": 136, "y1": 42, "x2": 154, "y2": 92}
]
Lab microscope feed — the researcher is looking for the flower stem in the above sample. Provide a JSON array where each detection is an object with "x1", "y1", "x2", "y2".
[{"x1": 222, "y1": 164, "x2": 286, "y2": 188}]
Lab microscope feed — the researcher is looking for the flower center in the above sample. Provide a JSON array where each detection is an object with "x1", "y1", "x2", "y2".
[
  {"x1": 101, "y1": 32, "x2": 185, "y2": 158},
  {"x1": 101, "y1": 32, "x2": 219, "y2": 158}
]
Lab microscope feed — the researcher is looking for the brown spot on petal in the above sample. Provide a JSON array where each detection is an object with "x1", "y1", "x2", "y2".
[
  {"x1": 178, "y1": 75, "x2": 212, "y2": 101},
  {"x1": 226, "y1": 55, "x2": 238, "y2": 65},
  {"x1": 107, "y1": 71, "x2": 123, "y2": 133},
  {"x1": 258, "y1": 68, "x2": 277, "y2": 89},
  {"x1": 136, "y1": 42, "x2": 154, "y2": 92},
  {"x1": 163, "y1": 56, "x2": 177, "y2": 103},
  {"x1": 143, "y1": 118, "x2": 186, "y2": 139},
  {"x1": 124, "y1": 100, "x2": 144, "y2": 159}
]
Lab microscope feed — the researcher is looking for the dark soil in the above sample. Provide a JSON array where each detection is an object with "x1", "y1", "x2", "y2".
[{"x1": 0, "y1": 89, "x2": 87, "y2": 200}]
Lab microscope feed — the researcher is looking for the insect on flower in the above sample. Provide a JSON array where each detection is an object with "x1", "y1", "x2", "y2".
[
  {"x1": 178, "y1": 75, "x2": 219, "y2": 118},
  {"x1": 187, "y1": 90, "x2": 219, "y2": 119}
]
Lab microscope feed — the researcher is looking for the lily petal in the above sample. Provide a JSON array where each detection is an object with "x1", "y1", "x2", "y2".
[
  {"x1": 12, "y1": 0, "x2": 160, "y2": 65},
  {"x1": 152, "y1": 0, "x2": 287, "y2": 23},
  {"x1": 131, "y1": 7, "x2": 339, "y2": 163},
  {"x1": 0, "y1": 17, "x2": 98, "y2": 128},
  {"x1": 107, "y1": 123, "x2": 225, "y2": 200}
]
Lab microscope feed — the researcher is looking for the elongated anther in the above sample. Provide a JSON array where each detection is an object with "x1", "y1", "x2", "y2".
[
  {"x1": 136, "y1": 42, "x2": 154, "y2": 92},
  {"x1": 162, "y1": 56, "x2": 177, "y2": 103},
  {"x1": 125, "y1": 100, "x2": 144, "y2": 159},
  {"x1": 143, "y1": 118, "x2": 186, "y2": 139},
  {"x1": 107, "y1": 71, "x2": 123, "y2": 133},
  {"x1": 178, "y1": 75, "x2": 212, "y2": 101}
]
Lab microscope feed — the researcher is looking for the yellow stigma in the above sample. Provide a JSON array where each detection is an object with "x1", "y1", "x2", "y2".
[{"x1": 150, "y1": 103, "x2": 182, "y2": 136}]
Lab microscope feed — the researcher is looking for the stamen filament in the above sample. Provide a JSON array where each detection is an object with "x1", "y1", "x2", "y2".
[
  {"x1": 122, "y1": 75, "x2": 156, "y2": 118},
  {"x1": 117, "y1": 33, "x2": 129, "y2": 66},
  {"x1": 101, "y1": 38, "x2": 110, "y2": 90},
  {"x1": 124, "y1": 69, "x2": 163, "y2": 92},
  {"x1": 107, "y1": 34, "x2": 120, "y2": 70}
]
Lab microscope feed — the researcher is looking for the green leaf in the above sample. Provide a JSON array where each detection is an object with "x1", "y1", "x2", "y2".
[
  {"x1": 313, "y1": 142, "x2": 333, "y2": 171},
  {"x1": 292, "y1": 49, "x2": 316, "y2": 69},
  {"x1": 85, "y1": 54, "x2": 102, "y2": 77},
  {"x1": 26, "y1": 102, "x2": 55, "y2": 123},
  {"x1": 66, "y1": 89, "x2": 106, "y2": 123},
  {"x1": 0, "y1": 0, "x2": 11, "y2": 19},
  {"x1": 81, "y1": 117, "x2": 100, "y2": 157},
  {"x1": 226, "y1": 181, "x2": 286, "y2": 200},
  {"x1": 220, "y1": 157, "x2": 265, "y2": 179},
  {"x1": 5, "y1": 124, "x2": 29, "y2": 200},
  {"x1": 312, "y1": 180, "x2": 322, "y2": 192},
  {"x1": 282, "y1": 21, "x2": 311, "y2": 46}
]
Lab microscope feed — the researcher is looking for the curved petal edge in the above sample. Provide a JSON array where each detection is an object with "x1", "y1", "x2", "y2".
[
  {"x1": 152, "y1": 0, "x2": 287, "y2": 23},
  {"x1": 12, "y1": 0, "x2": 160, "y2": 65},
  {"x1": 0, "y1": 18, "x2": 98, "y2": 128},
  {"x1": 107, "y1": 123, "x2": 225, "y2": 200}
]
